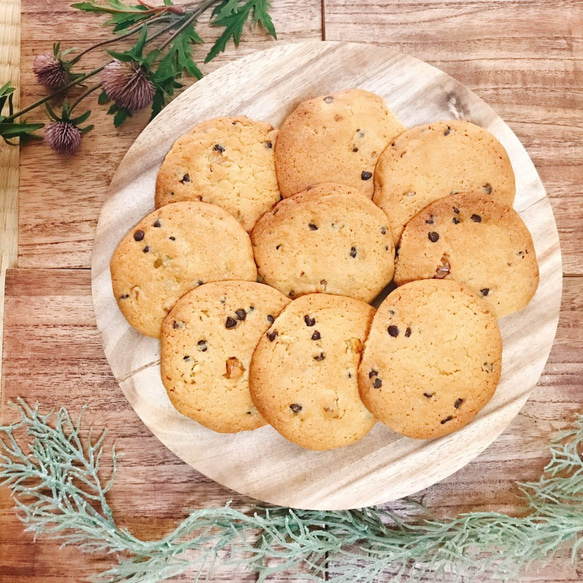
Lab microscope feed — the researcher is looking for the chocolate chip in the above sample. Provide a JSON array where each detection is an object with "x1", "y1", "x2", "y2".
[
  {"x1": 267, "y1": 330, "x2": 278, "y2": 342},
  {"x1": 119, "y1": 294, "x2": 129, "y2": 300},
  {"x1": 133, "y1": 230, "x2": 145, "y2": 241},
  {"x1": 236, "y1": 309, "x2": 247, "y2": 321},
  {"x1": 405, "y1": 327, "x2": 412, "y2": 337},
  {"x1": 183, "y1": 355, "x2": 191, "y2": 361},
  {"x1": 323, "y1": 96, "x2": 334, "y2": 103},
  {"x1": 453, "y1": 207, "x2": 460, "y2": 214},
  {"x1": 482, "y1": 183, "x2": 492, "y2": 194},
  {"x1": 471, "y1": 214, "x2": 482, "y2": 223},
  {"x1": 480, "y1": 288, "x2": 490, "y2": 297},
  {"x1": 197, "y1": 280, "x2": 203, "y2": 286},
  {"x1": 361, "y1": 171, "x2": 373, "y2": 181},
  {"x1": 288, "y1": 290, "x2": 295, "y2": 298},
  {"x1": 267, "y1": 315, "x2": 275, "y2": 324},
  {"x1": 373, "y1": 378, "x2": 383, "y2": 389},
  {"x1": 444, "y1": 126, "x2": 451, "y2": 136},
  {"x1": 380, "y1": 226, "x2": 388, "y2": 235},
  {"x1": 311, "y1": 330, "x2": 321, "y2": 341},
  {"x1": 180, "y1": 174, "x2": 190, "y2": 183},
  {"x1": 452, "y1": 217, "x2": 461, "y2": 224},
  {"x1": 276, "y1": 244, "x2": 281, "y2": 250},
  {"x1": 428, "y1": 232, "x2": 440, "y2": 242},
  {"x1": 264, "y1": 141, "x2": 273, "y2": 148},
  {"x1": 314, "y1": 352, "x2": 326, "y2": 361},
  {"x1": 424, "y1": 392, "x2": 434, "y2": 398},
  {"x1": 350, "y1": 247, "x2": 357, "y2": 258},
  {"x1": 173, "y1": 320, "x2": 184, "y2": 329},
  {"x1": 426, "y1": 216, "x2": 434, "y2": 225},
  {"x1": 290, "y1": 403, "x2": 303, "y2": 413},
  {"x1": 153, "y1": 220, "x2": 162, "y2": 228},
  {"x1": 143, "y1": 246, "x2": 150, "y2": 253},
  {"x1": 169, "y1": 236, "x2": 176, "y2": 241},
  {"x1": 353, "y1": 147, "x2": 359, "y2": 152},
  {"x1": 454, "y1": 398, "x2": 464, "y2": 409},
  {"x1": 304, "y1": 315, "x2": 316, "y2": 327},
  {"x1": 369, "y1": 370, "x2": 378, "y2": 378},
  {"x1": 387, "y1": 325, "x2": 399, "y2": 337},
  {"x1": 440, "y1": 415, "x2": 453, "y2": 424},
  {"x1": 213, "y1": 144, "x2": 225, "y2": 153},
  {"x1": 197, "y1": 340, "x2": 208, "y2": 352},
  {"x1": 308, "y1": 223, "x2": 318, "y2": 231},
  {"x1": 225, "y1": 317, "x2": 237, "y2": 329}
]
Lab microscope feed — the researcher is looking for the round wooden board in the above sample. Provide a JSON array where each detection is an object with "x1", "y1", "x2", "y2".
[{"x1": 92, "y1": 41, "x2": 562, "y2": 511}]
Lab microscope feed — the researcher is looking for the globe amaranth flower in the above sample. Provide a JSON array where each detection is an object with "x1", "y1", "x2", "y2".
[
  {"x1": 33, "y1": 53, "x2": 70, "y2": 90},
  {"x1": 101, "y1": 60, "x2": 156, "y2": 112},
  {"x1": 43, "y1": 121, "x2": 82, "y2": 154}
]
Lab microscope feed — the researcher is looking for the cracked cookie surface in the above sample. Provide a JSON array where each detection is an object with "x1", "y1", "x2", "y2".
[
  {"x1": 359, "y1": 279, "x2": 502, "y2": 439},
  {"x1": 250, "y1": 293, "x2": 376, "y2": 450},
  {"x1": 160, "y1": 281, "x2": 290, "y2": 433},
  {"x1": 155, "y1": 116, "x2": 280, "y2": 232},
  {"x1": 110, "y1": 201, "x2": 257, "y2": 337}
]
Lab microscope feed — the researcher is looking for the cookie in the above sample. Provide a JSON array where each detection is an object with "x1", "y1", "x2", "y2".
[
  {"x1": 249, "y1": 293, "x2": 376, "y2": 450},
  {"x1": 275, "y1": 88, "x2": 405, "y2": 198},
  {"x1": 160, "y1": 281, "x2": 290, "y2": 433},
  {"x1": 359, "y1": 279, "x2": 502, "y2": 439},
  {"x1": 394, "y1": 192, "x2": 539, "y2": 318},
  {"x1": 155, "y1": 116, "x2": 280, "y2": 232},
  {"x1": 111, "y1": 201, "x2": 257, "y2": 338},
  {"x1": 373, "y1": 120, "x2": 516, "y2": 244},
  {"x1": 251, "y1": 182, "x2": 395, "y2": 303}
]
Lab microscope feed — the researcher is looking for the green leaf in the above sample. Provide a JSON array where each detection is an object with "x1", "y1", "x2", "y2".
[
  {"x1": 106, "y1": 48, "x2": 135, "y2": 62},
  {"x1": 97, "y1": 90, "x2": 110, "y2": 105},
  {"x1": 206, "y1": 0, "x2": 276, "y2": 64},
  {"x1": 206, "y1": 2, "x2": 252, "y2": 63},
  {"x1": 71, "y1": 2, "x2": 110, "y2": 14},
  {"x1": 0, "y1": 120, "x2": 44, "y2": 144},
  {"x1": 211, "y1": 0, "x2": 241, "y2": 20},
  {"x1": 69, "y1": 109, "x2": 92, "y2": 125},
  {"x1": 0, "y1": 82, "x2": 16, "y2": 114},
  {"x1": 113, "y1": 106, "x2": 132, "y2": 127},
  {"x1": 252, "y1": 0, "x2": 276, "y2": 39}
]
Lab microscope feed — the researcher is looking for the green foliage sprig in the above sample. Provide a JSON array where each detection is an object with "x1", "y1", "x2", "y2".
[
  {"x1": 0, "y1": 0, "x2": 277, "y2": 152},
  {"x1": 1, "y1": 399, "x2": 582, "y2": 582}
]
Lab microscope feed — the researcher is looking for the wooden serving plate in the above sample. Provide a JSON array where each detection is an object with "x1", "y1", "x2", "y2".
[{"x1": 92, "y1": 41, "x2": 562, "y2": 510}]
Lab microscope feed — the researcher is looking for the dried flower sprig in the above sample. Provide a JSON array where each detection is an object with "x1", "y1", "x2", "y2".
[
  {"x1": 0, "y1": 0, "x2": 277, "y2": 153},
  {"x1": 1, "y1": 399, "x2": 582, "y2": 582}
]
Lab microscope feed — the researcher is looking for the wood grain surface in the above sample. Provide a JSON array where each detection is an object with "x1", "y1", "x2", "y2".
[
  {"x1": 1, "y1": 0, "x2": 582, "y2": 581},
  {"x1": 93, "y1": 41, "x2": 561, "y2": 510}
]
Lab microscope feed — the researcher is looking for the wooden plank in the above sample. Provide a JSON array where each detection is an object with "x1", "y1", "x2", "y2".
[
  {"x1": 324, "y1": 0, "x2": 583, "y2": 276},
  {"x1": 0, "y1": 0, "x2": 20, "y2": 403},
  {"x1": 1, "y1": 268, "x2": 582, "y2": 580},
  {"x1": 17, "y1": 0, "x2": 322, "y2": 270}
]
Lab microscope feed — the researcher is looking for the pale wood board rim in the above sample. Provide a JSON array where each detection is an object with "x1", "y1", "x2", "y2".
[{"x1": 92, "y1": 41, "x2": 562, "y2": 510}]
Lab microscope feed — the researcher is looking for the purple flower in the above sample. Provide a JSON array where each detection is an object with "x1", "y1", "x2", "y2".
[
  {"x1": 44, "y1": 121, "x2": 82, "y2": 154},
  {"x1": 33, "y1": 54, "x2": 70, "y2": 90},
  {"x1": 101, "y1": 60, "x2": 155, "y2": 112}
]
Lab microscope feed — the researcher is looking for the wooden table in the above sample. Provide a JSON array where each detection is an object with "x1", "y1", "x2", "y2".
[{"x1": 1, "y1": 1, "x2": 582, "y2": 581}]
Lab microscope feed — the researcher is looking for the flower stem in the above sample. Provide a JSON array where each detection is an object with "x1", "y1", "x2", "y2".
[
  {"x1": 5, "y1": 65, "x2": 106, "y2": 123},
  {"x1": 70, "y1": 13, "x2": 173, "y2": 65},
  {"x1": 70, "y1": 82, "x2": 103, "y2": 112},
  {"x1": 158, "y1": 0, "x2": 219, "y2": 51}
]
